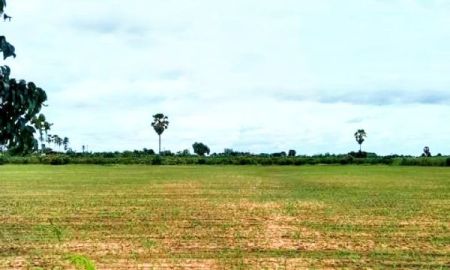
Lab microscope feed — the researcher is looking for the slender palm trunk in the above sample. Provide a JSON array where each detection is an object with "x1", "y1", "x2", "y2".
[
  {"x1": 359, "y1": 144, "x2": 362, "y2": 152},
  {"x1": 159, "y1": 135, "x2": 161, "y2": 154}
]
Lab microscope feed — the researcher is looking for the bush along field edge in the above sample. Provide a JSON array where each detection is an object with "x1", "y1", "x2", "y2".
[{"x1": 0, "y1": 151, "x2": 449, "y2": 166}]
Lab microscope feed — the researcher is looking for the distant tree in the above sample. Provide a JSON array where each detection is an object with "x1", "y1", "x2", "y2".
[
  {"x1": 288, "y1": 150, "x2": 296, "y2": 157},
  {"x1": 31, "y1": 114, "x2": 52, "y2": 152},
  {"x1": 177, "y1": 149, "x2": 190, "y2": 156},
  {"x1": 43, "y1": 122, "x2": 52, "y2": 148},
  {"x1": 160, "y1": 150, "x2": 173, "y2": 156},
  {"x1": 46, "y1": 134, "x2": 53, "y2": 149},
  {"x1": 63, "y1": 137, "x2": 69, "y2": 151},
  {"x1": 0, "y1": 1, "x2": 49, "y2": 155},
  {"x1": 223, "y1": 148, "x2": 234, "y2": 156},
  {"x1": 142, "y1": 148, "x2": 155, "y2": 155},
  {"x1": 354, "y1": 129, "x2": 367, "y2": 153},
  {"x1": 151, "y1": 113, "x2": 169, "y2": 154},
  {"x1": 422, "y1": 146, "x2": 431, "y2": 157},
  {"x1": 271, "y1": 152, "x2": 287, "y2": 157},
  {"x1": 192, "y1": 142, "x2": 210, "y2": 156},
  {"x1": 53, "y1": 135, "x2": 62, "y2": 151}
]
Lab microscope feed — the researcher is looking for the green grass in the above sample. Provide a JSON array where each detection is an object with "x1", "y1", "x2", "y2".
[{"x1": 0, "y1": 165, "x2": 449, "y2": 269}]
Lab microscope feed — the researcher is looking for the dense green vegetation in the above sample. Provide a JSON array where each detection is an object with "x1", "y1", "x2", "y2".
[
  {"x1": 1, "y1": 151, "x2": 449, "y2": 167},
  {"x1": 0, "y1": 1, "x2": 50, "y2": 155},
  {"x1": 0, "y1": 165, "x2": 448, "y2": 268}
]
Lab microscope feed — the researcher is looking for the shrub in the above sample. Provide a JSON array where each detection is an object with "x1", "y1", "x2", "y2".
[
  {"x1": 340, "y1": 155, "x2": 354, "y2": 165},
  {"x1": 40, "y1": 155, "x2": 70, "y2": 165},
  {"x1": 238, "y1": 157, "x2": 255, "y2": 165},
  {"x1": 103, "y1": 152, "x2": 116, "y2": 158},
  {"x1": 399, "y1": 157, "x2": 446, "y2": 167},
  {"x1": 152, "y1": 155, "x2": 162, "y2": 165},
  {"x1": 66, "y1": 254, "x2": 96, "y2": 270},
  {"x1": 260, "y1": 158, "x2": 273, "y2": 166},
  {"x1": 276, "y1": 158, "x2": 294, "y2": 165},
  {"x1": 293, "y1": 158, "x2": 305, "y2": 166},
  {"x1": 348, "y1": 151, "x2": 367, "y2": 158},
  {"x1": 197, "y1": 158, "x2": 206, "y2": 165}
]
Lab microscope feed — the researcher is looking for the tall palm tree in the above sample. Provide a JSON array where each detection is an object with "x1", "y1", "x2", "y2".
[
  {"x1": 354, "y1": 129, "x2": 367, "y2": 153},
  {"x1": 151, "y1": 113, "x2": 169, "y2": 154},
  {"x1": 46, "y1": 134, "x2": 53, "y2": 149},
  {"x1": 52, "y1": 135, "x2": 62, "y2": 151},
  {"x1": 31, "y1": 114, "x2": 46, "y2": 152},
  {"x1": 63, "y1": 137, "x2": 69, "y2": 151},
  {"x1": 57, "y1": 136, "x2": 63, "y2": 151},
  {"x1": 43, "y1": 121, "x2": 52, "y2": 149}
]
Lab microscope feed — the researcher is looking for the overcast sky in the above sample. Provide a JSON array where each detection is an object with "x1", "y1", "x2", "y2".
[{"x1": 3, "y1": 0, "x2": 450, "y2": 155}]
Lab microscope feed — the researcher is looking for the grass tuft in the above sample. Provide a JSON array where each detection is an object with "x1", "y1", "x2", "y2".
[{"x1": 66, "y1": 254, "x2": 96, "y2": 270}]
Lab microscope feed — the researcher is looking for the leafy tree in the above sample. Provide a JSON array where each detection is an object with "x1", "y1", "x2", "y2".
[
  {"x1": 192, "y1": 142, "x2": 210, "y2": 156},
  {"x1": 271, "y1": 151, "x2": 287, "y2": 157},
  {"x1": 151, "y1": 113, "x2": 169, "y2": 154},
  {"x1": 142, "y1": 148, "x2": 155, "y2": 155},
  {"x1": 0, "y1": 1, "x2": 49, "y2": 155},
  {"x1": 288, "y1": 150, "x2": 296, "y2": 157},
  {"x1": 354, "y1": 129, "x2": 367, "y2": 153},
  {"x1": 160, "y1": 150, "x2": 173, "y2": 156}
]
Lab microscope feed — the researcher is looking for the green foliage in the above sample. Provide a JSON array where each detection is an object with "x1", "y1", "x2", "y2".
[
  {"x1": 40, "y1": 155, "x2": 70, "y2": 165},
  {"x1": 151, "y1": 113, "x2": 169, "y2": 136},
  {"x1": 0, "y1": 79, "x2": 48, "y2": 154},
  {"x1": 152, "y1": 155, "x2": 162, "y2": 165},
  {"x1": 422, "y1": 146, "x2": 432, "y2": 157},
  {"x1": 192, "y1": 142, "x2": 210, "y2": 156},
  {"x1": 348, "y1": 151, "x2": 368, "y2": 158},
  {"x1": 271, "y1": 151, "x2": 287, "y2": 157},
  {"x1": 354, "y1": 129, "x2": 367, "y2": 152},
  {"x1": 399, "y1": 157, "x2": 448, "y2": 167},
  {"x1": 0, "y1": 1, "x2": 49, "y2": 155},
  {"x1": 151, "y1": 113, "x2": 169, "y2": 153},
  {"x1": 66, "y1": 254, "x2": 96, "y2": 270},
  {"x1": 0, "y1": 151, "x2": 449, "y2": 167},
  {"x1": 48, "y1": 219, "x2": 65, "y2": 242},
  {"x1": 32, "y1": 219, "x2": 66, "y2": 244},
  {"x1": 0, "y1": 0, "x2": 5, "y2": 13},
  {"x1": 141, "y1": 239, "x2": 157, "y2": 249},
  {"x1": 0, "y1": 36, "x2": 15, "y2": 59}
]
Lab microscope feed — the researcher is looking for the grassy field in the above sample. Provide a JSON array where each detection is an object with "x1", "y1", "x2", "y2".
[{"x1": 0, "y1": 165, "x2": 449, "y2": 269}]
